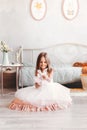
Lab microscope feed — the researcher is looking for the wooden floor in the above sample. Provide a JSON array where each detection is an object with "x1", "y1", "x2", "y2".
[{"x1": 0, "y1": 89, "x2": 87, "y2": 130}]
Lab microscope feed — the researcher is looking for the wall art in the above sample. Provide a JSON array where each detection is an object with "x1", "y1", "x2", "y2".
[
  {"x1": 30, "y1": 0, "x2": 47, "y2": 20},
  {"x1": 62, "y1": 0, "x2": 79, "y2": 20}
]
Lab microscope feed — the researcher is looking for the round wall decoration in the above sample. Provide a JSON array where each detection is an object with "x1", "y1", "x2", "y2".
[
  {"x1": 30, "y1": 0, "x2": 47, "y2": 21},
  {"x1": 62, "y1": 0, "x2": 79, "y2": 20}
]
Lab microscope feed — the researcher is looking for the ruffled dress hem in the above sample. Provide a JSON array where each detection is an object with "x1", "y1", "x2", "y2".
[{"x1": 9, "y1": 98, "x2": 71, "y2": 112}]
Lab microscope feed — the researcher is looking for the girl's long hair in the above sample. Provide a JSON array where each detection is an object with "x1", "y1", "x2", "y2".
[{"x1": 35, "y1": 52, "x2": 52, "y2": 76}]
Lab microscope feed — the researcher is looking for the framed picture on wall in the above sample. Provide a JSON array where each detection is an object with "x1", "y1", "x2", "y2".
[
  {"x1": 30, "y1": 0, "x2": 47, "y2": 21},
  {"x1": 61, "y1": 0, "x2": 79, "y2": 20}
]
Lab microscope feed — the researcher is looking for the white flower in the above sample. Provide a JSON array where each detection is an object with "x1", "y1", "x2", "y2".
[{"x1": 0, "y1": 41, "x2": 12, "y2": 52}]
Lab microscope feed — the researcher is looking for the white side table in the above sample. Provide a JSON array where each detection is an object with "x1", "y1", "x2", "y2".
[{"x1": 0, "y1": 63, "x2": 23, "y2": 95}]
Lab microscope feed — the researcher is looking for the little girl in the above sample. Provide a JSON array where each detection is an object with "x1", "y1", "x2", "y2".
[{"x1": 9, "y1": 52, "x2": 72, "y2": 112}]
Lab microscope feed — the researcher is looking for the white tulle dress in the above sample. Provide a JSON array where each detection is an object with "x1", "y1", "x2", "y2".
[{"x1": 9, "y1": 69, "x2": 72, "y2": 112}]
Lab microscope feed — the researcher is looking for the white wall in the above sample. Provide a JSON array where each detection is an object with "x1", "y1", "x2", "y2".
[{"x1": 0, "y1": 0, "x2": 87, "y2": 49}]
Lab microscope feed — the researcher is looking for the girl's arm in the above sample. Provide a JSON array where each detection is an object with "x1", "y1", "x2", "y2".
[{"x1": 34, "y1": 72, "x2": 42, "y2": 88}]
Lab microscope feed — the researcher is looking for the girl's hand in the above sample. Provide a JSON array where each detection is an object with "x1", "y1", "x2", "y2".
[
  {"x1": 35, "y1": 83, "x2": 41, "y2": 89},
  {"x1": 42, "y1": 75, "x2": 47, "y2": 80}
]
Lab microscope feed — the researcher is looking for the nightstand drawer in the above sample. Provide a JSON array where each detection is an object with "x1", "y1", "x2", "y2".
[{"x1": 3, "y1": 70, "x2": 16, "y2": 88}]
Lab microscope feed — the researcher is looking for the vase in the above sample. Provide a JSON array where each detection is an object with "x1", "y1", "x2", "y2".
[{"x1": 2, "y1": 52, "x2": 9, "y2": 65}]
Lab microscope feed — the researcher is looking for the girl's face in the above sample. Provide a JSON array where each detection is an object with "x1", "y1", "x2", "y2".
[{"x1": 39, "y1": 56, "x2": 47, "y2": 70}]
